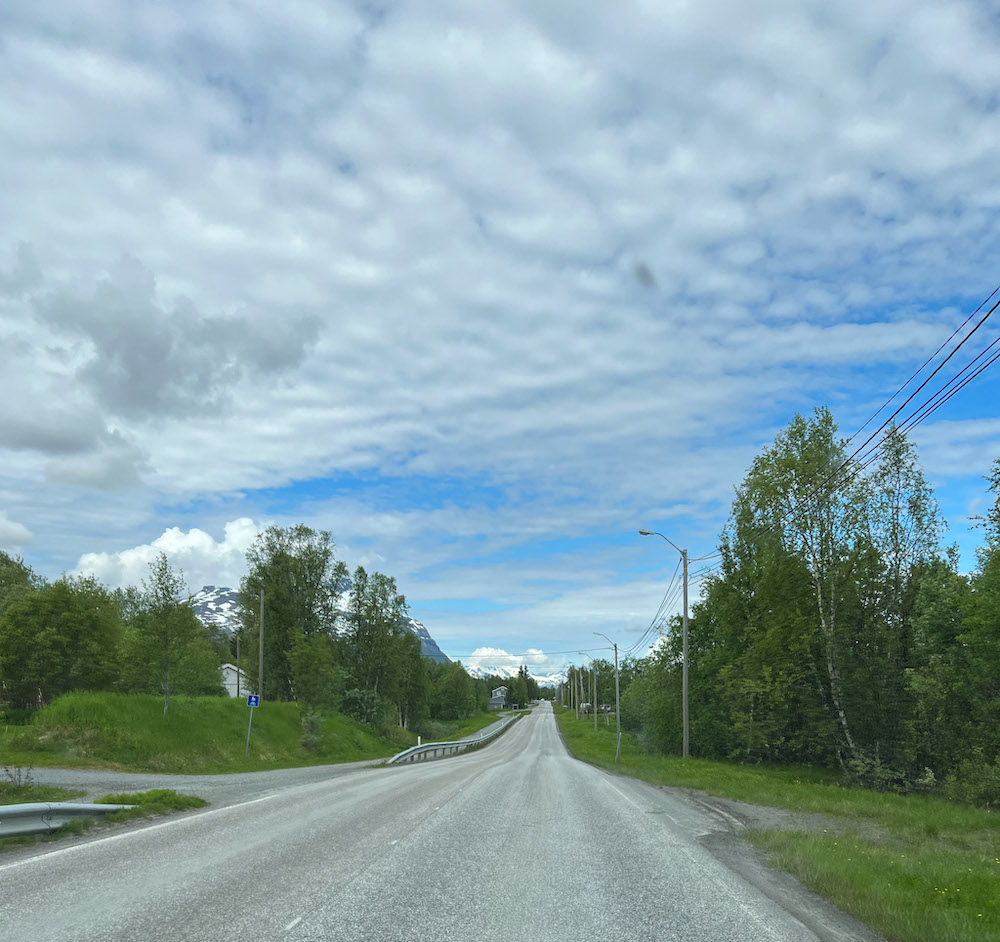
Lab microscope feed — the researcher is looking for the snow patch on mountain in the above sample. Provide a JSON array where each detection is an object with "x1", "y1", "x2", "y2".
[
  {"x1": 189, "y1": 585, "x2": 241, "y2": 633},
  {"x1": 463, "y1": 662, "x2": 567, "y2": 688},
  {"x1": 188, "y1": 585, "x2": 449, "y2": 663}
]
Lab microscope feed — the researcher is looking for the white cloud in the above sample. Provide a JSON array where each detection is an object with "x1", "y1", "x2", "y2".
[
  {"x1": 73, "y1": 518, "x2": 260, "y2": 593},
  {"x1": 0, "y1": 511, "x2": 32, "y2": 548},
  {"x1": 463, "y1": 646, "x2": 553, "y2": 670},
  {"x1": 3, "y1": 0, "x2": 1000, "y2": 651}
]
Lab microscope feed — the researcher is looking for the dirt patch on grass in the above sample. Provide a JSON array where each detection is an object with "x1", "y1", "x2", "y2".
[{"x1": 668, "y1": 786, "x2": 889, "y2": 843}]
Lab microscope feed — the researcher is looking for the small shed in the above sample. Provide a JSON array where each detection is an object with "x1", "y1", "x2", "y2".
[
  {"x1": 488, "y1": 685, "x2": 508, "y2": 710},
  {"x1": 221, "y1": 663, "x2": 249, "y2": 698}
]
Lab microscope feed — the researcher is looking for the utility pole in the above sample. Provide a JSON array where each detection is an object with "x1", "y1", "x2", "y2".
[
  {"x1": 592, "y1": 664, "x2": 597, "y2": 733},
  {"x1": 612, "y1": 642, "x2": 620, "y2": 759},
  {"x1": 259, "y1": 588, "x2": 264, "y2": 702},
  {"x1": 639, "y1": 531, "x2": 690, "y2": 759},
  {"x1": 236, "y1": 632, "x2": 241, "y2": 698},
  {"x1": 681, "y1": 548, "x2": 689, "y2": 760},
  {"x1": 595, "y1": 632, "x2": 621, "y2": 761}
]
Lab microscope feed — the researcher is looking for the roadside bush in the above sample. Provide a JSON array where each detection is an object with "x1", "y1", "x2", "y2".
[
  {"x1": 414, "y1": 719, "x2": 448, "y2": 741},
  {"x1": 300, "y1": 708, "x2": 323, "y2": 752},
  {"x1": 844, "y1": 756, "x2": 909, "y2": 793},
  {"x1": 942, "y1": 748, "x2": 1000, "y2": 809},
  {"x1": 0, "y1": 707, "x2": 33, "y2": 726},
  {"x1": 341, "y1": 688, "x2": 384, "y2": 727}
]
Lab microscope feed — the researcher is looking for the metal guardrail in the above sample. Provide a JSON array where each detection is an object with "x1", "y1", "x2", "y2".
[
  {"x1": 387, "y1": 712, "x2": 525, "y2": 765},
  {"x1": 0, "y1": 802, "x2": 134, "y2": 839}
]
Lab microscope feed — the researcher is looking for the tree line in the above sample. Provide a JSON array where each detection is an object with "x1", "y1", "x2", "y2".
[
  {"x1": 617, "y1": 407, "x2": 1000, "y2": 805},
  {"x1": 234, "y1": 524, "x2": 533, "y2": 733},
  {"x1": 0, "y1": 552, "x2": 226, "y2": 712},
  {"x1": 0, "y1": 523, "x2": 532, "y2": 737}
]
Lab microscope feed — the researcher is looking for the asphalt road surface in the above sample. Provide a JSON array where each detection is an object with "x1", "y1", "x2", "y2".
[{"x1": 1, "y1": 703, "x2": 879, "y2": 942}]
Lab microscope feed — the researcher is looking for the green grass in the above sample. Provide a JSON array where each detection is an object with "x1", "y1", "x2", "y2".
[
  {"x1": 0, "y1": 775, "x2": 84, "y2": 804},
  {"x1": 1, "y1": 692, "x2": 405, "y2": 774},
  {"x1": 554, "y1": 705, "x2": 1000, "y2": 942},
  {"x1": 416, "y1": 711, "x2": 506, "y2": 743},
  {"x1": 94, "y1": 788, "x2": 208, "y2": 822}
]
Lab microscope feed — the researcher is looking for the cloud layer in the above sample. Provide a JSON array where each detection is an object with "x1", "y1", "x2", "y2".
[{"x1": 3, "y1": 1, "x2": 1000, "y2": 656}]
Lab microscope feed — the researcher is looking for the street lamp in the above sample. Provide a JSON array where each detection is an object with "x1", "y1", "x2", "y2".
[
  {"x1": 639, "y1": 529, "x2": 689, "y2": 759},
  {"x1": 594, "y1": 632, "x2": 622, "y2": 762}
]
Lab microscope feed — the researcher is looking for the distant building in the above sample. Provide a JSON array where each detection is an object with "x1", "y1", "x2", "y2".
[
  {"x1": 221, "y1": 663, "x2": 249, "y2": 698},
  {"x1": 489, "y1": 685, "x2": 508, "y2": 710}
]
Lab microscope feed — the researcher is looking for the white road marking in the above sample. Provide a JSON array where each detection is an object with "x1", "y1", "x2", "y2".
[
  {"x1": 284, "y1": 916, "x2": 303, "y2": 931},
  {"x1": 0, "y1": 794, "x2": 277, "y2": 872},
  {"x1": 602, "y1": 778, "x2": 645, "y2": 810}
]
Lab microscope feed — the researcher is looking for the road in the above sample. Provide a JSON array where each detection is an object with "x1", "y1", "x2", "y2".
[{"x1": 0, "y1": 703, "x2": 879, "y2": 942}]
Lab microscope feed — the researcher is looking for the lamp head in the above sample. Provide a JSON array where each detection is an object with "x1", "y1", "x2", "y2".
[{"x1": 638, "y1": 529, "x2": 654, "y2": 536}]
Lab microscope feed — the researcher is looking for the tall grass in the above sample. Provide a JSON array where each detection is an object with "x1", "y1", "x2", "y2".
[
  {"x1": 555, "y1": 705, "x2": 1000, "y2": 942},
  {"x1": 1, "y1": 692, "x2": 403, "y2": 773},
  {"x1": 415, "y1": 711, "x2": 504, "y2": 743}
]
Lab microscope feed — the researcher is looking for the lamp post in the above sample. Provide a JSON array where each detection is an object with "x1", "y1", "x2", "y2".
[
  {"x1": 639, "y1": 529, "x2": 689, "y2": 760},
  {"x1": 594, "y1": 632, "x2": 621, "y2": 762}
]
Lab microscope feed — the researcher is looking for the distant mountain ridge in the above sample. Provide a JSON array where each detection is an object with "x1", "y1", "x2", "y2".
[
  {"x1": 188, "y1": 585, "x2": 449, "y2": 663},
  {"x1": 464, "y1": 663, "x2": 567, "y2": 687}
]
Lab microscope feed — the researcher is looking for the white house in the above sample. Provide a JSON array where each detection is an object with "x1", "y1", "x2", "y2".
[{"x1": 221, "y1": 663, "x2": 249, "y2": 698}]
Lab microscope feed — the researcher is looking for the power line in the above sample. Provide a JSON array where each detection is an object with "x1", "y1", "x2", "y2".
[
  {"x1": 846, "y1": 283, "x2": 1000, "y2": 445},
  {"x1": 625, "y1": 557, "x2": 682, "y2": 655},
  {"x1": 633, "y1": 280, "x2": 1000, "y2": 652},
  {"x1": 718, "y1": 286, "x2": 1000, "y2": 557}
]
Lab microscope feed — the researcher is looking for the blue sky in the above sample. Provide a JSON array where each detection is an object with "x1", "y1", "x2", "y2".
[{"x1": 2, "y1": 0, "x2": 1000, "y2": 674}]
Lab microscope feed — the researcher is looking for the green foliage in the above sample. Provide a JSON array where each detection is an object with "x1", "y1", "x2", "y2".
[
  {"x1": 0, "y1": 551, "x2": 37, "y2": 617},
  {"x1": 0, "y1": 522, "x2": 473, "y2": 761},
  {"x1": 299, "y1": 707, "x2": 323, "y2": 752},
  {"x1": 3, "y1": 691, "x2": 401, "y2": 772},
  {"x1": 843, "y1": 756, "x2": 910, "y2": 794},
  {"x1": 95, "y1": 789, "x2": 208, "y2": 814},
  {"x1": 341, "y1": 687, "x2": 385, "y2": 727},
  {"x1": 0, "y1": 576, "x2": 124, "y2": 705},
  {"x1": 240, "y1": 525, "x2": 344, "y2": 702},
  {"x1": 0, "y1": 764, "x2": 83, "y2": 803},
  {"x1": 752, "y1": 831, "x2": 1000, "y2": 942},
  {"x1": 115, "y1": 556, "x2": 224, "y2": 710},
  {"x1": 617, "y1": 407, "x2": 1000, "y2": 809},
  {"x1": 942, "y1": 749, "x2": 1000, "y2": 810},
  {"x1": 413, "y1": 711, "x2": 499, "y2": 742},
  {"x1": 288, "y1": 630, "x2": 344, "y2": 710},
  {"x1": 426, "y1": 660, "x2": 477, "y2": 720}
]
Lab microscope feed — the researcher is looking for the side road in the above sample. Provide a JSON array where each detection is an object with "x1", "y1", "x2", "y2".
[
  {"x1": 23, "y1": 709, "x2": 528, "y2": 806},
  {"x1": 26, "y1": 757, "x2": 387, "y2": 806}
]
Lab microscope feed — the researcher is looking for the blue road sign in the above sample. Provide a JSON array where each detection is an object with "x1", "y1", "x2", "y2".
[{"x1": 247, "y1": 695, "x2": 260, "y2": 708}]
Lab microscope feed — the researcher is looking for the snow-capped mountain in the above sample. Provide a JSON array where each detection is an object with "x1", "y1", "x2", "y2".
[
  {"x1": 402, "y1": 616, "x2": 449, "y2": 663},
  {"x1": 464, "y1": 663, "x2": 567, "y2": 688},
  {"x1": 189, "y1": 585, "x2": 241, "y2": 633},
  {"x1": 188, "y1": 585, "x2": 449, "y2": 663}
]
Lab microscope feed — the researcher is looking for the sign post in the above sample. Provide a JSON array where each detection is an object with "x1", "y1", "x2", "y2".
[{"x1": 245, "y1": 694, "x2": 260, "y2": 757}]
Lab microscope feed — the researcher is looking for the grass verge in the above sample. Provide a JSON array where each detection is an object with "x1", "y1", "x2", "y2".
[
  {"x1": 1, "y1": 774, "x2": 84, "y2": 804},
  {"x1": 1, "y1": 692, "x2": 406, "y2": 774},
  {"x1": 416, "y1": 711, "x2": 508, "y2": 743},
  {"x1": 0, "y1": 788, "x2": 207, "y2": 854},
  {"x1": 554, "y1": 704, "x2": 1000, "y2": 942}
]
